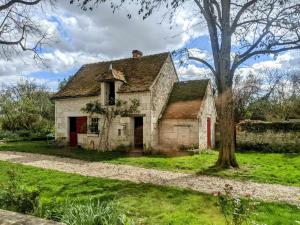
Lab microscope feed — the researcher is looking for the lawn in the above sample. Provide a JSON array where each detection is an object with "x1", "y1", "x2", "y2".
[
  {"x1": 0, "y1": 160, "x2": 299, "y2": 225},
  {"x1": 0, "y1": 141, "x2": 300, "y2": 187}
]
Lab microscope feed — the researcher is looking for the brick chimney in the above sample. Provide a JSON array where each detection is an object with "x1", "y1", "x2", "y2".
[{"x1": 132, "y1": 50, "x2": 143, "y2": 58}]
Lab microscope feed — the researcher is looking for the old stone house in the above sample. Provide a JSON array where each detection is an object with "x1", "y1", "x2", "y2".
[{"x1": 52, "y1": 50, "x2": 217, "y2": 151}]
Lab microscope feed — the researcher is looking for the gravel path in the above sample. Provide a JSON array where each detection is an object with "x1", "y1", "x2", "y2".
[{"x1": 0, "y1": 151, "x2": 299, "y2": 206}]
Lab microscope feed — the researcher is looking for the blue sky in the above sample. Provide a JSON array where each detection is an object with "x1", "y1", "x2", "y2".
[{"x1": 0, "y1": 1, "x2": 299, "y2": 91}]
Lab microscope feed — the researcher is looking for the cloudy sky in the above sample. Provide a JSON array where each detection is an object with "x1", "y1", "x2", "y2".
[{"x1": 0, "y1": 1, "x2": 299, "y2": 91}]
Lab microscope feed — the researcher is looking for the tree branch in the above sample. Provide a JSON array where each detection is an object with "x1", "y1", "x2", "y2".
[
  {"x1": 0, "y1": 0, "x2": 41, "y2": 11},
  {"x1": 189, "y1": 56, "x2": 216, "y2": 75}
]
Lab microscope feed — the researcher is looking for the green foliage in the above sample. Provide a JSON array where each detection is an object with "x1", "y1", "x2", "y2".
[
  {"x1": 59, "y1": 200, "x2": 134, "y2": 225},
  {"x1": 0, "y1": 79, "x2": 54, "y2": 135},
  {"x1": 237, "y1": 143, "x2": 300, "y2": 153},
  {"x1": 0, "y1": 161, "x2": 299, "y2": 225},
  {"x1": 0, "y1": 169, "x2": 40, "y2": 214},
  {"x1": 239, "y1": 121, "x2": 300, "y2": 132},
  {"x1": 82, "y1": 99, "x2": 140, "y2": 150},
  {"x1": 217, "y1": 184, "x2": 257, "y2": 225}
]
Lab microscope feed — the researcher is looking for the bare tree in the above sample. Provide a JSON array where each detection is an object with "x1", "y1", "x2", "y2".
[
  {"x1": 0, "y1": 0, "x2": 53, "y2": 59},
  {"x1": 72, "y1": 0, "x2": 300, "y2": 168}
]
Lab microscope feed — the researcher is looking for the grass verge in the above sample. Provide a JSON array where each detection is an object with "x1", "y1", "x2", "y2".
[
  {"x1": 0, "y1": 141, "x2": 299, "y2": 186},
  {"x1": 0, "y1": 161, "x2": 299, "y2": 225}
]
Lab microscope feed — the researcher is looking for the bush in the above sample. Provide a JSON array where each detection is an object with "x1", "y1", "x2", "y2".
[
  {"x1": 237, "y1": 143, "x2": 300, "y2": 153},
  {"x1": 238, "y1": 121, "x2": 300, "y2": 133},
  {"x1": 217, "y1": 184, "x2": 257, "y2": 225},
  {"x1": 0, "y1": 169, "x2": 40, "y2": 214},
  {"x1": 0, "y1": 129, "x2": 54, "y2": 142},
  {"x1": 39, "y1": 199, "x2": 134, "y2": 225}
]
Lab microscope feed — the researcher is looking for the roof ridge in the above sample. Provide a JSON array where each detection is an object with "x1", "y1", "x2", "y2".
[{"x1": 83, "y1": 52, "x2": 170, "y2": 67}]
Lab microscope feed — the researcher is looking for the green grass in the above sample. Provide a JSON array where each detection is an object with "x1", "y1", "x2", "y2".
[
  {"x1": 0, "y1": 161, "x2": 299, "y2": 225},
  {"x1": 0, "y1": 141, "x2": 300, "y2": 186}
]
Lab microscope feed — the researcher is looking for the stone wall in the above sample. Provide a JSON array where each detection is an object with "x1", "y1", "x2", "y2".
[
  {"x1": 0, "y1": 209, "x2": 63, "y2": 225},
  {"x1": 150, "y1": 55, "x2": 179, "y2": 147},
  {"x1": 55, "y1": 96, "x2": 100, "y2": 140},
  {"x1": 236, "y1": 123, "x2": 300, "y2": 152},
  {"x1": 159, "y1": 119, "x2": 198, "y2": 150},
  {"x1": 198, "y1": 83, "x2": 217, "y2": 149}
]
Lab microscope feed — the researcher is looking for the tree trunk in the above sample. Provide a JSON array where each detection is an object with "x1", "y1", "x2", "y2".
[{"x1": 215, "y1": 89, "x2": 239, "y2": 168}]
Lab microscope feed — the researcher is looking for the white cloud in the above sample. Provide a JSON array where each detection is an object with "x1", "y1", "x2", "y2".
[{"x1": 177, "y1": 64, "x2": 212, "y2": 80}]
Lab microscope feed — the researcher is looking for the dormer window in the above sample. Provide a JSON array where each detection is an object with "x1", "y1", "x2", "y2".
[{"x1": 108, "y1": 81, "x2": 115, "y2": 105}]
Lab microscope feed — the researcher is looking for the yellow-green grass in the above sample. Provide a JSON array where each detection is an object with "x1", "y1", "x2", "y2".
[
  {"x1": 0, "y1": 141, "x2": 300, "y2": 186},
  {"x1": 0, "y1": 161, "x2": 299, "y2": 225}
]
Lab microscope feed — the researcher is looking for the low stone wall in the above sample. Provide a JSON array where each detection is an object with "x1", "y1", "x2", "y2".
[
  {"x1": 0, "y1": 209, "x2": 64, "y2": 225},
  {"x1": 236, "y1": 121, "x2": 300, "y2": 152}
]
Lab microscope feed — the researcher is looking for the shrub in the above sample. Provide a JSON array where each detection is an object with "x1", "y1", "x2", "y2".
[
  {"x1": 0, "y1": 169, "x2": 40, "y2": 214},
  {"x1": 217, "y1": 184, "x2": 258, "y2": 225},
  {"x1": 236, "y1": 143, "x2": 300, "y2": 153},
  {"x1": 40, "y1": 199, "x2": 134, "y2": 225},
  {"x1": 238, "y1": 121, "x2": 300, "y2": 133}
]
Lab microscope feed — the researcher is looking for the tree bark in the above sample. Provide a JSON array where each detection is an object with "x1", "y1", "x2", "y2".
[{"x1": 215, "y1": 89, "x2": 239, "y2": 168}]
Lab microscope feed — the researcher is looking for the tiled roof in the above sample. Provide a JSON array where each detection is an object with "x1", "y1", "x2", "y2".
[
  {"x1": 162, "y1": 79, "x2": 209, "y2": 119},
  {"x1": 52, "y1": 52, "x2": 170, "y2": 99}
]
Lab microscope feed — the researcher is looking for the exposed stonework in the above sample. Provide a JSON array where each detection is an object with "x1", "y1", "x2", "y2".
[
  {"x1": 0, "y1": 209, "x2": 64, "y2": 225},
  {"x1": 54, "y1": 52, "x2": 216, "y2": 151}
]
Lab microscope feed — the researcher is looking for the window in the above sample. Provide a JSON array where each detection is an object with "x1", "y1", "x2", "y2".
[
  {"x1": 118, "y1": 129, "x2": 122, "y2": 136},
  {"x1": 108, "y1": 82, "x2": 115, "y2": 105},
  {"x1": 89, "y1": 118, "x2": 99, "y2": 134}
]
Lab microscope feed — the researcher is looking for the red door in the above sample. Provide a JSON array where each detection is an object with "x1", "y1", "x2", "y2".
[
  {"x1": 69, "y1": 117, "x2": 87, "y2": 147},
  {"x1": 207, "y1": 117, "x2": 211, "y2": 149}
]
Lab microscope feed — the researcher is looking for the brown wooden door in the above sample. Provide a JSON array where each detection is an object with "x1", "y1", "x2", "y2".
[{"x1": 134, "y1": 117, "x2": 143, "y2": 149}]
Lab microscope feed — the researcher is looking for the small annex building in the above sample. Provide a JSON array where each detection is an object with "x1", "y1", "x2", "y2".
[{"x1": 52, "y1": 50, "x2": 217, "y2": 152}]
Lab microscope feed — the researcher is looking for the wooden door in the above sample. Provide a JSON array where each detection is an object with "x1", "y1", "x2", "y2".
[
  {"x1": 69, "y1": 117, "x2": 87, "y2": 147},
  {"x1": 134, "y1": 117, "x2": 143, "y2": 149},
  {"x1": 207, "y1": 117, "x2": 211, "y2": 149},
  {"x1": 69, "y1": 117, "x2": 77, "y2": 147}
]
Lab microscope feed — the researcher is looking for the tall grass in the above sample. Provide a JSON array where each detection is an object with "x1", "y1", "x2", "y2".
[{"x1": 40, "y1": 199, "x2": 134, "y2": 225}]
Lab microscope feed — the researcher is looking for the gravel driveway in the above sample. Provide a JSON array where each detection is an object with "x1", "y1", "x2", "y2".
[{"x1": 0, "y1": 151, "x2": 299, "y2": 206}]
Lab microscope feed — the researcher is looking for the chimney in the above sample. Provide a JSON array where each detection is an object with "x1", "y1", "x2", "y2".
[{"x1": 132, "y1": 50, "x2": 143, "y2": 58}]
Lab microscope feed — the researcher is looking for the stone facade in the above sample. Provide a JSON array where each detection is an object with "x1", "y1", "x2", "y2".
[
  {"x1": 198, "y1": 83, "x2": 217, "y2": 149},
  {"x1": 159, "y1": 119, "x2": 199, "y2": 149},
  {"x1": 55, "y1": 55, "x2": 178, "y2": 150},
  {"x1": 159, "y1": 83, "x2": 217, "y2": 150},
  {"x1": 54, "y1": 53, "x2": 216, "y2": 151}
]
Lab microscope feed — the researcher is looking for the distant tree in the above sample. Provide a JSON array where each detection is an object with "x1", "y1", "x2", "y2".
[
  {"x1": 233, "y1": 73, "x2": 261, "y2": 122},
  {"x1": 0, "y1": 79, "x2": 54, "y2": 132},
  {"x1": 0, "y1": 0, "x2": 54, "y2": 59},
  {"x1": 73, "y1": 0, "x2": 300, "y2": 168}
]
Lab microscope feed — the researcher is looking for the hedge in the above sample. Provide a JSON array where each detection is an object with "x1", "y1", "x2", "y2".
[{"x1": 238, "y1": 121, "x2": 300, "y2": 133}]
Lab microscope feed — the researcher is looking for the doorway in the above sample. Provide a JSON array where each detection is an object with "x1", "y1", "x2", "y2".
[
  {"x1": 207, "y1": 117, "x2": 211, "y2": 149},
  {"x1": 134, "y1": 117, "x2": 143, "y2": 149},
  {"x1": 69, "y1": 117, "x2": 87, "y2": 147}
]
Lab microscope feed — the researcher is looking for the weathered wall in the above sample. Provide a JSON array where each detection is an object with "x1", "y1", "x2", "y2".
[
  {"x1": 150, "y1": 55, "x2": 179, "y2": 147},
  {"x1": 198, "y1": 83, "x2": 217, "y2": 149},
  {"x1": 236, "y1": 122, "x2": 300, "y2": 152},
  {"x1": 55, "y1": 91, "x2": 152, "y2": 150},
  {"x1": 55, "y1": 96, "x2": 100, "y2": 141},
  {"x1": 159, "y1": 119, "x2": 198, "y2": 150}
]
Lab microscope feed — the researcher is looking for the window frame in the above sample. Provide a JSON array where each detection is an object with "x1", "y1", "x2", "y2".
[{"x1": 88, "y1": 117, "x2": 100, "y2": 134}]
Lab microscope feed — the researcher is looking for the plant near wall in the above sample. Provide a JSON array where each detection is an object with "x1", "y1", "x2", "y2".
[{"x1": 82, "y1": 99, "x2": 140, "y2": 151}]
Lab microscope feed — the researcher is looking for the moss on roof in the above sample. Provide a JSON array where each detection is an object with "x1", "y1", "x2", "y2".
[
  {"x1": 52, "y1": 52, "x2": 170, "y2": 99},
  {"x1": 168, "y1": 79, "x2": 209, "y2": 104},
  {"x1": 162, "y1": 79, "x2": 209, "y2": 119}
]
